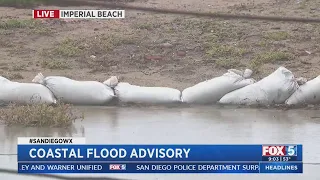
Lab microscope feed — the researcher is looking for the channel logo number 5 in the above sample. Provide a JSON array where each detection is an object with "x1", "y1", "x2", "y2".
[{"x1": 286, "y1": 146, "x2": 297, "y2": 156}]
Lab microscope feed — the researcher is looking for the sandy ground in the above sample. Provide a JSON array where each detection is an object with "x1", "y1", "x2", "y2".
[{"x1": 0, "y1": 0, "x2": 319, "y2": 90}]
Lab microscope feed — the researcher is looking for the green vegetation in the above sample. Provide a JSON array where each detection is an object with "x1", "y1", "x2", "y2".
[
  {"x1": 206, "y1": 44, "x2": 247, "y2": 58},
  {"x1": 250, "y1": 51, "x2": 294, "y2": 71},
  {"x1": 134, "y1": 23, "x2": 158, "y2": 30},
  {"x1": 0, "y1": 19, "x2": 51, "y2": 35},
  {"x1": 0, "y1": 103, "x2": 82, "y2": 127},
  {"x1": 258, "y1": 40, "x2": 271, "y2": 47},
  {"x1": 0, "y1": 19, "x2": 38, "y2": 29},
  {"x1": 32, "y1": 26, "x2": 52, "y2": 35},
  {"x1": 87, "y1": 34, "x2": 137, "y2": 53},
  {"x1": 263, "y1": 31, "x2": 291, "y2": 41},
  {"x1": 255, "y1": 51, "x2": 293, "y2": 63},
  {"x1": 41, "y1": 60, "x2": 69, "y2": 69},
  {"x1": 215, "y1": 58, "x2": 243, "y2": 69},
  {"x1": 52, "y1": 38, "x2": 82, "y2": 57}
]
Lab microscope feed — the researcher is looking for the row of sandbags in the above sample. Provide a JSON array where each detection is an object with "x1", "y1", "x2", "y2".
[
  {"x1": 0, "y1": 73, "x2": 182, "y2": 106},
  {"x1": 0, "y1": 67, "x2": 320, "y2": 106},
  {"x1": 115, "y1": 69, "x2": 255, "y2": 104},
  {"x1": 0, "y1": 68, "x2": 254, "y2": 106},
  {"x1": 182, "y1": 66, "x2": 320, "y2": 106}
]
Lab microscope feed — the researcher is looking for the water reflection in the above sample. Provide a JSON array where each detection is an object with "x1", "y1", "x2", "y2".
[{"x1": 0, "y1": 106, "x2": 319, "y2": 180}]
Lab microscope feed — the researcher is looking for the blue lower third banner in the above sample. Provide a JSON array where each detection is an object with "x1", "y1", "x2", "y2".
[
  {"x1": 17, "y1": 144, "x2": 303, "y2": 162},
  {"x1": 18, "y1": 162, "x2": 303, "y2": 174}
]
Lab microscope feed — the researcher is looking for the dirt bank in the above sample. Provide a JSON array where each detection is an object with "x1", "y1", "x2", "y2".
[{"x1": 0, "y1": 0, "x2": 319, "y2": 90}]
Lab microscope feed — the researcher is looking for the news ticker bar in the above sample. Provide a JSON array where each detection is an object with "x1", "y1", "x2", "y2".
[
  {"x1": 17, "y1": 144, "x2": 303, "y2": 162},
  {"x1": 18, "y1": 162, "x2": 303, "y2": 174}
]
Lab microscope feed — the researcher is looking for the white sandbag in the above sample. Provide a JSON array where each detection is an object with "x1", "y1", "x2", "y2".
[
  {"x1": 114, "y1": 82, "x2": 181, "y2": 104},
  {"x1": 32, "y1": 73, "x2": 114, "y2": 105},
  {"x1": 181, "y1": 71, "x2": 255, "y2": 104},
  {"x1": 0, "y1": 76, "x2": 10, "y2": 82},
  {"x1": 227, "y1": 69, "x2": 243, "y2": 76},
  {"x1": 243, "y1": 69, "x2": 253, "y2": 78},
  {"x1": 103, "y1": 76, "x2": 119, "y2": 88},
  {"x1": 296, "y1": 77, "x2": 308, "y2": 85},
  {"x1": 286, "y1": 76, "x2": 320, "y2": 105},
  {"x1": 219, "y1": 67, "x2": 299, "y2": 105},
  {"x1": 0, "y1": 76, "x2": 56, "y2": 105},
  {"x1": 228, "y1": 69, "x2": 253, "y2": 78}
]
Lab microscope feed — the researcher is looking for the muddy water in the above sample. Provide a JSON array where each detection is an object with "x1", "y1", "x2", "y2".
[{"x1": 0, "y1": 106, "x2": 319, "y2": 180}]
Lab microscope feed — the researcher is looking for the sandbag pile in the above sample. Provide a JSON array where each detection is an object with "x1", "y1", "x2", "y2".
[
  {"x1": 2, "y1": 66, "x2": 320, "y2": 107},
  {"x1": 0, "y1": 76, "x2": 56, "y2": 105},
  {"x1": 286, "y1": 75, "x2": 320, "y2": 105},
  {"x1": 32, "y1": 73, "x2": 115, "y2": 105},
  {"x1": 114, "y1": 82, "x2": 182, "y2": 104},
  {"x1": 219, "y1": 67, "x2": 299, "y2": 105},
  {"x1": 181, "y1": 69, "x2": 255, "y2": 104}
]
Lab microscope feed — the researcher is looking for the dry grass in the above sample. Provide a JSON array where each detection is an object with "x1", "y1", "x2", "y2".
[{"x1": 0, "y1": 103, "x2": 83, "y2": 127}]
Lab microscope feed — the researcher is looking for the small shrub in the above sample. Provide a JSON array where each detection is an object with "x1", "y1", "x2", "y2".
[{"x1": 0, "y1": 103, "x2": 83, "y2": 127}]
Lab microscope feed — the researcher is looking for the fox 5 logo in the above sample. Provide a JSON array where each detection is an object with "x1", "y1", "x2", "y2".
[
  {"x1": 262, "y1": 145, "x2": 297, "y2": 156},
  {"x1": 109, "y1": 164, "x2": 126, "y2": 170}
]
